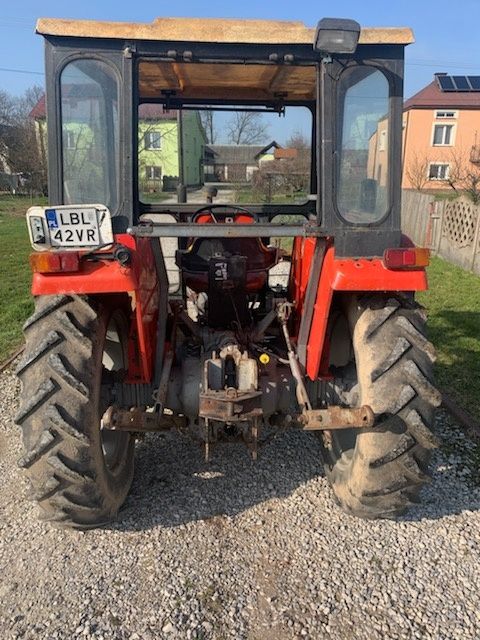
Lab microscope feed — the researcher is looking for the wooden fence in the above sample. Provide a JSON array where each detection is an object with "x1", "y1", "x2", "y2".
[{"x1": 401, "y1": 190, "x2": 480, "y2": 275}]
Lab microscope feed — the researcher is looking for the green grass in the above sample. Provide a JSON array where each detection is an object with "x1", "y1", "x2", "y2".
[
  {"x1": 0, "y1": 195, "x2": 46, "y2": 361},
  {"x1": 140, "y1": 191, "x2": 175, "y2": 203},
  {"x1": 418, "y1": 256, "x2": 480, "y2": 420}
]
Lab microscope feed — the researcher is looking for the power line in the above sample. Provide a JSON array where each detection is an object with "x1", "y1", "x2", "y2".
[
  {"x1": 407, "y1": 61, "x2": 480, "y2": 70},
  {"x1": 0, "y1": 16, "x2": 34, "y2": 22},
  {"x1": 0, "y1": 67, "x2": 44, "y2": 76},
  {"x1": 0, "y1": 18, "x2": 34, "y2": 31}
]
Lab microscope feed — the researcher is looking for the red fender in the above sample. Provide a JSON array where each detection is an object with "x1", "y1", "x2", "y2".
[
  {"x1": 31, "y1": 234, "x2": 159, "y2": 383},
  {"x1": 293, "y1": 242, "x2": 428, "y2": 380}
]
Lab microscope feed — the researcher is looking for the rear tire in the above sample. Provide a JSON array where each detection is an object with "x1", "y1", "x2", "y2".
[
  {"x1": 15, "y1": 294, "x2": 135, "y2": 528},
  {"x1": 323, "y1": 294, "x2": 441, "y2": 519}
]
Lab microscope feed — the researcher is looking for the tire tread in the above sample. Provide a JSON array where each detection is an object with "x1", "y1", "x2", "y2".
[{"x1": 325, "y1": 294, "x2": 440, "y2": 519}]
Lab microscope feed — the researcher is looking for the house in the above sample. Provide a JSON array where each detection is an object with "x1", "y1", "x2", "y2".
[
  {"x1": 402, "y1": 73, "x2": 480, "y2": 189},
  {"x1": 138, "y1": 104, "x2": 206, "y2": 192},
  {"x1": 253, "y1": 145, "x2": 311, "y2": 196},
  {"x1": 29, "y1": 95, "x2": 48, "y2": 176},
  {"x1": 30, "y1": 97, "x2": 206, "y2": 194},
  {"x1": 204, "y1": 141, "x2": 281, "y2": 182},
  {"x1": 367, "y1": 116, "x2": 388, "y2": 189}
]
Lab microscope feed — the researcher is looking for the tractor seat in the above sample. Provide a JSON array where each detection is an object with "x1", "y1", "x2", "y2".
[{"x1": 176, "y1": 237, "x2": 278, "y2": 273}]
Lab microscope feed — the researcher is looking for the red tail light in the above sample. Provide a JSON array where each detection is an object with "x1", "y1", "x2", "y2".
[
  {"x1": 30, "y1": 251, "x2": 80, "y2": 273},
  {"x1": 383, "y1": 247, "x2": 430, "y2": 269}
]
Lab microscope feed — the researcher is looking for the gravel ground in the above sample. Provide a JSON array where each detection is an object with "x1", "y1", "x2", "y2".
[{"x1": 1, "y1": 363, "x2": 479, "y2": 640}]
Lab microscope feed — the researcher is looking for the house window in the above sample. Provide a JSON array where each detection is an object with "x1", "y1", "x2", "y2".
[
  {"x1": 435, "y1": 110, "x2": 457, "y2": 119},
  {"x1": 428, "y1": 163, "x2": 450, "y2": 180},
  {"x1": 145, "y1": 165, "x2": 162, "y2": 180},
  {"x1": 144, "y1": 131, "x2": 161, "y2": 150},
  {"x1": 65, "y1": 130, "x2": 76, "y2": 150},
  {"x1": 379, "y1": 130, "x2": 387, "y2": 151},
  {"x1": 433, "y1": 124, "x2": 454, "y2": 146}
]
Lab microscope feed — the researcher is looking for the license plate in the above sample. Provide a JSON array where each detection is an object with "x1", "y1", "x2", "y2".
[{"x1": 46, "y1": 207, "x2": 100, "y2": 247}]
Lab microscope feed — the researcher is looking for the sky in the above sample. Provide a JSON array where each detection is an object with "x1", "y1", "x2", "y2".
[{"x1": 1, "y1": 0, "x2": 479, "y2": 143}]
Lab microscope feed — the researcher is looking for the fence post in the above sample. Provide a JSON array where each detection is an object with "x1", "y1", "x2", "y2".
[
  {"x1": 470, "y1": 204, "x2": 480, "y2": 273},
  {"x1": 433, "y1": 200, "x2": 444, "y2": 254}
]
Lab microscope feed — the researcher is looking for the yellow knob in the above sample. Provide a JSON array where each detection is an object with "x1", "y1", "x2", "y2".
[{"x1": 259, "y1": 353, "x2": 270, "y2": 365}]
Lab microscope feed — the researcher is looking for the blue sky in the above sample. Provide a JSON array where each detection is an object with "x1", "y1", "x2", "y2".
[{"x1": 1, "y1": 0, "x2": 479, "y2": 142}]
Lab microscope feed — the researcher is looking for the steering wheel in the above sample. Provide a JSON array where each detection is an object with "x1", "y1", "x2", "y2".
[{"x1": 192, "y1": 203, "x2": 258, "y2": 223}]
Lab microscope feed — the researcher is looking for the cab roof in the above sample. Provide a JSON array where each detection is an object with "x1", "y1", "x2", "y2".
[{"x1": 36, "y1": 16, "x2": 414, "y2": 46}]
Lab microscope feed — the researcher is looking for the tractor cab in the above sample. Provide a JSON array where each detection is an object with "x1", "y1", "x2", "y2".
[{"x1": 36, "y1": 16, "x2": 413, "y2": 255}]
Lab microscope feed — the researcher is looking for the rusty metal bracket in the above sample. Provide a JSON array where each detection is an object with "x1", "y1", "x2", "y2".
[
  {"x1": 101, "y1": 406, "x2": 186, "y2": 432},
  {"x1": 199, "y1": 388, "x2": 263, "y2": 423},
  {"x1": 298, "y1": 405, "x2": 375, "y2": 431}
]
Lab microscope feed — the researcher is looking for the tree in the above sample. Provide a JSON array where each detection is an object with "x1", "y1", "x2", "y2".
[
  {"x1": 286, "y1": 130, "x2": 309, "y2": 150},
  {"x1": 0, "y1": 90, "x2": 16, "y2": 126},
  {"x1": 405, "y1": 151, "x2": 429, "y2": 191},
  {"x1": 199, "y1": 110, "x2": 216, "y2": 144},
  {"x1": 225, "y1": 112, "x2": 269, "y2": 145},
  {"x1": 251, "y1": 131, "x2": 311, "y2": 202},
  {"x1": 447, "y1": 146, "x2": 480, "y2": 204},
  {"x1": 0, "y1": 90, "x2": 16, "y2": 172},
  {"x1": 0, "y1": 85, "x2": 47, "y2": 194}
]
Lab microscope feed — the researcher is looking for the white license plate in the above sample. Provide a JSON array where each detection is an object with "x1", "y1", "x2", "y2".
[{"x1": 46, "y1": 207, "x2": 100, "y2": 247}]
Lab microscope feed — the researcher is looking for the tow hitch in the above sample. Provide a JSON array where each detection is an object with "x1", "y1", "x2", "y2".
[{"x1": 275, "y1": 302, "x2": 375, "y2": 444}]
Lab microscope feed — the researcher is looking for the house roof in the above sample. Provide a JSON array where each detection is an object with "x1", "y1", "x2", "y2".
[
  {"x1": 256, "y1": 141, "x2": 281, "y2": 157},
  {"x1": 36, "y1": 17, "x2": 414, "y2": 46},
  {"x1": 404, "y1": 74, "x2": 480, "y2": 111},
  {"x1": 138, "y1": 104, "x2": 178, "y2": 120},
  {"x1": 274, "y1": 147, "x2": 298, "y2": 160},
  {"x1": 206, "y1": 143, "x2": 279, "y2": 165},
  {"x1": 29, "y1": 95, "x2": 46, "y2": 119}
]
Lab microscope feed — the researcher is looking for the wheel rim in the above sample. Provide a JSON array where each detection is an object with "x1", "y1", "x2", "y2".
[{"x1": 100, "y1": 312, "x2": 130, "y2": 472}]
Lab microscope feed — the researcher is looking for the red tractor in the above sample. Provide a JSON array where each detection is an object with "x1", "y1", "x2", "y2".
[{"x1": 16, "y1": 16, "x2": 440, "y2": 528}]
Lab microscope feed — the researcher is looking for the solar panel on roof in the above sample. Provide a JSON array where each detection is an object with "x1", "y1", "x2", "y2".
[
  {"x1": 437, "y1": 74, "x2": 480, "y2": 92},
  {"x1": 452, "y1": 75, "x2": 471, "y2": 90},
  {"x1": 438, "y1": 75, "x2": 455, "y2": 91},
  {"x1": 467, "y1": 76, "x2": 480, "y2": 90}
]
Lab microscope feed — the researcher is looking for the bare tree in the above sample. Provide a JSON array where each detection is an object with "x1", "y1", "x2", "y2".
[
  {"x1": 226, "y1": 112, "x2": 269, "y2": 145},
  {"x1": 0, "y1": 90, "x2": 16, "y2": 126},
  {"x1": 405, "y1": 151, "x2": 429, "y2": 191},
  {"x1": 0, "y1": 90, "x2": 16, "y2": 171},
  {"x1": 252, "y1": 131, "x2": 311, "y2": 201},
  {"x1": 0, "y1": 86, "x2": 47, "y2": 194},
  {"x1": 286, "y1": 130, "x2": 309, "y2": 150},
  {"x1": 447, "y1": 146, "x2": 480, "y2": 204},
  {"x1": 199, "y1": 110, "x2": 216, "y2": 144}
]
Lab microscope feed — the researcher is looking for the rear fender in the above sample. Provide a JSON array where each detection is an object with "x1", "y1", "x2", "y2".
[
  {"x1": 304, "y1": 244, "x2": 428, "y2": 380},
  {"x1": 31, "y1": 234, "x2": 159, "y2": 383}
]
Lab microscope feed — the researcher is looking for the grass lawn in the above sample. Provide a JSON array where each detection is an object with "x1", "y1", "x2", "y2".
[
  {"x1": 0, "y1": 195, "x2": 46, "y2": 361},
  {"x1": 140, "y1": 191, "x2": 175, "y2": 203},
  {"x1": 418, "y1": 256, "x2": 480, "y2": 420}
]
